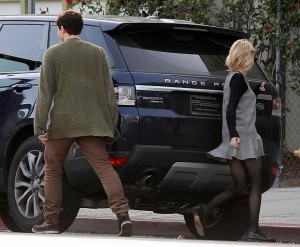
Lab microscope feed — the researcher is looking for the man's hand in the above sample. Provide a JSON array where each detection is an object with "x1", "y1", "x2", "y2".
[
  {"x1": 230, "y1": 137, "x2": 240, "y2": 149},
  {"x1": 38, "y1": 133, "x2": 48, "y2": 144}
]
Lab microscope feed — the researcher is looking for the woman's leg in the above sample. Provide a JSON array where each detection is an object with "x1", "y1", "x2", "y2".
[
  {"x1": 243, "y1": 157, "x2": 262, "y2": 232},
  {"x1": 243, "y1": 157, "x2": 275, "y2": 241},
  {"x1": 194, "y1": 158, "x2": 248, "y2": 228},
  {"x1": 205, "y1": 157, "x2": 248, "y2": 211}
]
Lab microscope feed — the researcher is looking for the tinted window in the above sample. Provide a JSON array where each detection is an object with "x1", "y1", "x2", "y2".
[
  {"x1": 49, "y1": 24, "x2": 87, "y2": 47},
  {"x1": 115, "y1": 29, "x2": 266, "y2": 80},
  {"x1": 0, "y1": 24, "x2": 44, "y2": 73},
  {"x1": 85, "y1": 25, "x2": 113, "y2": 66},
  {"x1": 49, "y1": 25, "x2": 60, "y2": 47},
  {"x1": 49, "y1": 24, "x2": 113, "y2": 68}
]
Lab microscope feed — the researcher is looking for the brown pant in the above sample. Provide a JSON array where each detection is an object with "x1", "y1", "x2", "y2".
[{"x1": 43, "y1": 136, "x2": 129, "y2": 224}]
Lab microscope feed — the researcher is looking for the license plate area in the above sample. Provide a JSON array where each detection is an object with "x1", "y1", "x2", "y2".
[{"x1": 190, "y1": 94, "x2": 222, "y2": 118}]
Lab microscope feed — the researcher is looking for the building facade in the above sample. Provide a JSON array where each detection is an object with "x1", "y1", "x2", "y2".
[
  {"x1": 0, "y1": 0, "x2": 64, "y2": 14},
  {"x1": 0, "y1": 0, "x2": 106, "y2": 15}
]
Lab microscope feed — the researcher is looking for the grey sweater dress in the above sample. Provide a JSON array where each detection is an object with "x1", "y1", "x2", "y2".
[{"x1": 208, "y1": 72, "x2": 264, "y2": 162}]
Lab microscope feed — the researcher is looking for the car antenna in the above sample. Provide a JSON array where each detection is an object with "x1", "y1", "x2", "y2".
[{"x1": 147, "y1": 10, "x2": 161, "y2": 20}]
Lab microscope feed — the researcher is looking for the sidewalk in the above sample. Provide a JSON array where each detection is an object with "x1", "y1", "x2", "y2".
[
  {"x1": 69, "y1": 187, "x2": 300, "y2": 243},
  {"x1": 1, "y1": 187, "x2": 300, "y2": 243}
]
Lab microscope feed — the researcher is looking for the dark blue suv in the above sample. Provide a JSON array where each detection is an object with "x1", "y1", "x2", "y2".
[{"x1": 0, "y1": 15, "x2": 282, "y2": 240}]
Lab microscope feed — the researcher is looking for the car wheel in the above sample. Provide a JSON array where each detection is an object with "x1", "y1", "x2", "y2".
[
  {"x1": 184, "y1": 198, "x2": 249, "y2": 241},
  {"x1": 7, "y1": 136, "x2": 82, "y2": 233},
  {"x1": 59, "y1": 172, "x2": 82, "y2": 233},
  {"x1": 0, "y1": 207, "x2": 22, "y2": 232}
]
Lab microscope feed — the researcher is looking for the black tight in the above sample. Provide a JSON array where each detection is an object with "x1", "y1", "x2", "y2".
[{"x1": 205, "y1": 157, "x2": 262, "y2": 231}]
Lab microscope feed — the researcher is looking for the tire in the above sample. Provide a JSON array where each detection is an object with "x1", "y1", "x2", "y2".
[
  {"x1": 60, "y1": 173, "x2": 82, "y2": 233},
  {"x1": 184, "y1": 198, "x2": 249, "y2": 241},
  {"x1": 7, "y1": 136, "x2": 82, "y2": 233},
  {"x1": 0, "y1": 207, "x2": 22, "y2": 232}
]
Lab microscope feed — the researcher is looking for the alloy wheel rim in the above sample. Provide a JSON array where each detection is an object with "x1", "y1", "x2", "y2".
[{"x1": 14, "y1": 150, "x2": 45, "y2": 218}]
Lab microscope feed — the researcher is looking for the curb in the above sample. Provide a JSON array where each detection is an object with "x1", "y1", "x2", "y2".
[
  {"x1": 260, "y1": 223, "x2": 300, "y2": 243},
  {"x1": 1, "y1": 217, "x2": 300, "y2": 243},
  {"x1": 0, "y1": 218, "x2": 5, "y2": 230},
  {"x1": 69, "y1": 217, "x2": 194, "y2": 238},
  {"x1": 69, "y1": 217, "x2": 300, "y2": 243}
]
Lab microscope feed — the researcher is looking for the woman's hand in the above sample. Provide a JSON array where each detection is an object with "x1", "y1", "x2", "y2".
[
  {"x1": 259, "y1": 82, "x2": 266, "y2": 92},
  {"x1": 230, "y1": 137, "x2": 240, "y2": 149}
]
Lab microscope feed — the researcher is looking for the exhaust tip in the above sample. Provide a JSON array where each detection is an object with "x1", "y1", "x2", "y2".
[{"x1": 139, "y1": 175, "x2": 155, "y2": 187}]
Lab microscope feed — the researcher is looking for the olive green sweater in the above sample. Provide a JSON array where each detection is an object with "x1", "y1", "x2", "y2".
[{"x1": 34, "y1": 38, "x2": 119, "y2": 144}]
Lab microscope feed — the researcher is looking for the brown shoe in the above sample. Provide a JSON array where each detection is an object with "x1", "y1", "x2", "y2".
[{"x1": 32, "y1": 221, "x2": 59, "y2": 234}]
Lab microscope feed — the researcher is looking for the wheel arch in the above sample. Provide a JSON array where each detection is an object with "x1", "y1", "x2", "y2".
[{"x1": 3, "y1": 123, "x2": 34, "y2": 189}]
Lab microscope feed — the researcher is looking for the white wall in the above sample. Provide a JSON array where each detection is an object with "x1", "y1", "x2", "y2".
[
  {"x1": 0, "y1": 2, "x2": 21, "y2": 15},
  {"x1": 35, "y1": 1, "x2": 62, "y2": 14},
  {"x1": 0, "y1": 1, "x2": 62, "y2": 15},
  {"x1": 0, "y1": 1, "x2": 106, "y2": 15}
]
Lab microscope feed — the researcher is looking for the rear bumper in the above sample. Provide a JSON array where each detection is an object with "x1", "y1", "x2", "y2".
[{"x1": 64, "y1": 145, "x2": 275, "y2": 194}]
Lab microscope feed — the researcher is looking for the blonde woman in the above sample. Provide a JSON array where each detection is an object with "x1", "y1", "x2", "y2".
[{"x1": 193, "y1": 39, "x2": 274, "y2": 242}]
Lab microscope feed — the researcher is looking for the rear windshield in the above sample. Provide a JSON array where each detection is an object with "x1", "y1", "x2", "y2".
[{"x1": 114, "y1": 28, "x2": 265, "y2": 80}]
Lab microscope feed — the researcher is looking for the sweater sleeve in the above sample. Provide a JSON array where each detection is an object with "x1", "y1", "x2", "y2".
[
  {"x1": 34, "y1": 50, "x2": 56, "y2": 136},
  {"x1": 100, "y1": 48, "x2": 120, "y2": 141},
  {"x1": 226, "y1": 73, "x2": 248, "y2": 139}
]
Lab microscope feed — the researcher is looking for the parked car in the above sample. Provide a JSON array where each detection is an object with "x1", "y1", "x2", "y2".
[{"x1": 0, "y1": 15, "x2": 282, "y2": 240}]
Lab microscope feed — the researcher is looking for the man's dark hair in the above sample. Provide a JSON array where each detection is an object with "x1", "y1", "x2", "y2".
[{"x1": 56, "y1": 10, "x2": 83, "y2": 35}]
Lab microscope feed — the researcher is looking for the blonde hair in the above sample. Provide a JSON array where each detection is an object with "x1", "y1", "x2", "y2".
[{"x1": 225, "y1": 39, "x2": 255, "y2": 72}]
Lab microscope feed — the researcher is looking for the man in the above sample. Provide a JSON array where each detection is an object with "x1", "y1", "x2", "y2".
[{"x1": 32, "y1": 10, "x2": 132, "y2": 237}]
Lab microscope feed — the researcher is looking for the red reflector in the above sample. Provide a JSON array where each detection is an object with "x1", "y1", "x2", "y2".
[
  {"x1": 272, "y1": 167, "x2": 278, "y2": 176},
  {"x1": 272, "y1": 97, "x2": 280, "y2": 110},
  {"x1": 109, "y1": 157, "x2": 128, "y2": 166}
]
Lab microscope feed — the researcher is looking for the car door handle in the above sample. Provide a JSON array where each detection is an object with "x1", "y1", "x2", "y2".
[{"x1": 12, "y1": 83, "x2": 33, "y2": 92}]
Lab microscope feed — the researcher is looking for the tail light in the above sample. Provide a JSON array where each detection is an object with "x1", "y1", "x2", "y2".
[
  {"x1": 272, "y1": 96, "x2": 281, "y2": 117},
  {"x1": 272, "y1": 167, "x2": 278, "y2": 176},
  {"x1": 114, "y1": 85, "x2": 136, "y2": 106},
  {"x1": 109, "y1": 157, "x2": 128, "y2": 166}
]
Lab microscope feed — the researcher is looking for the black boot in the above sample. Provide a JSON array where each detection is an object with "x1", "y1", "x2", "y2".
[{"x1": 246, "y1": 230, "x2": 276, "y2": 242}]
